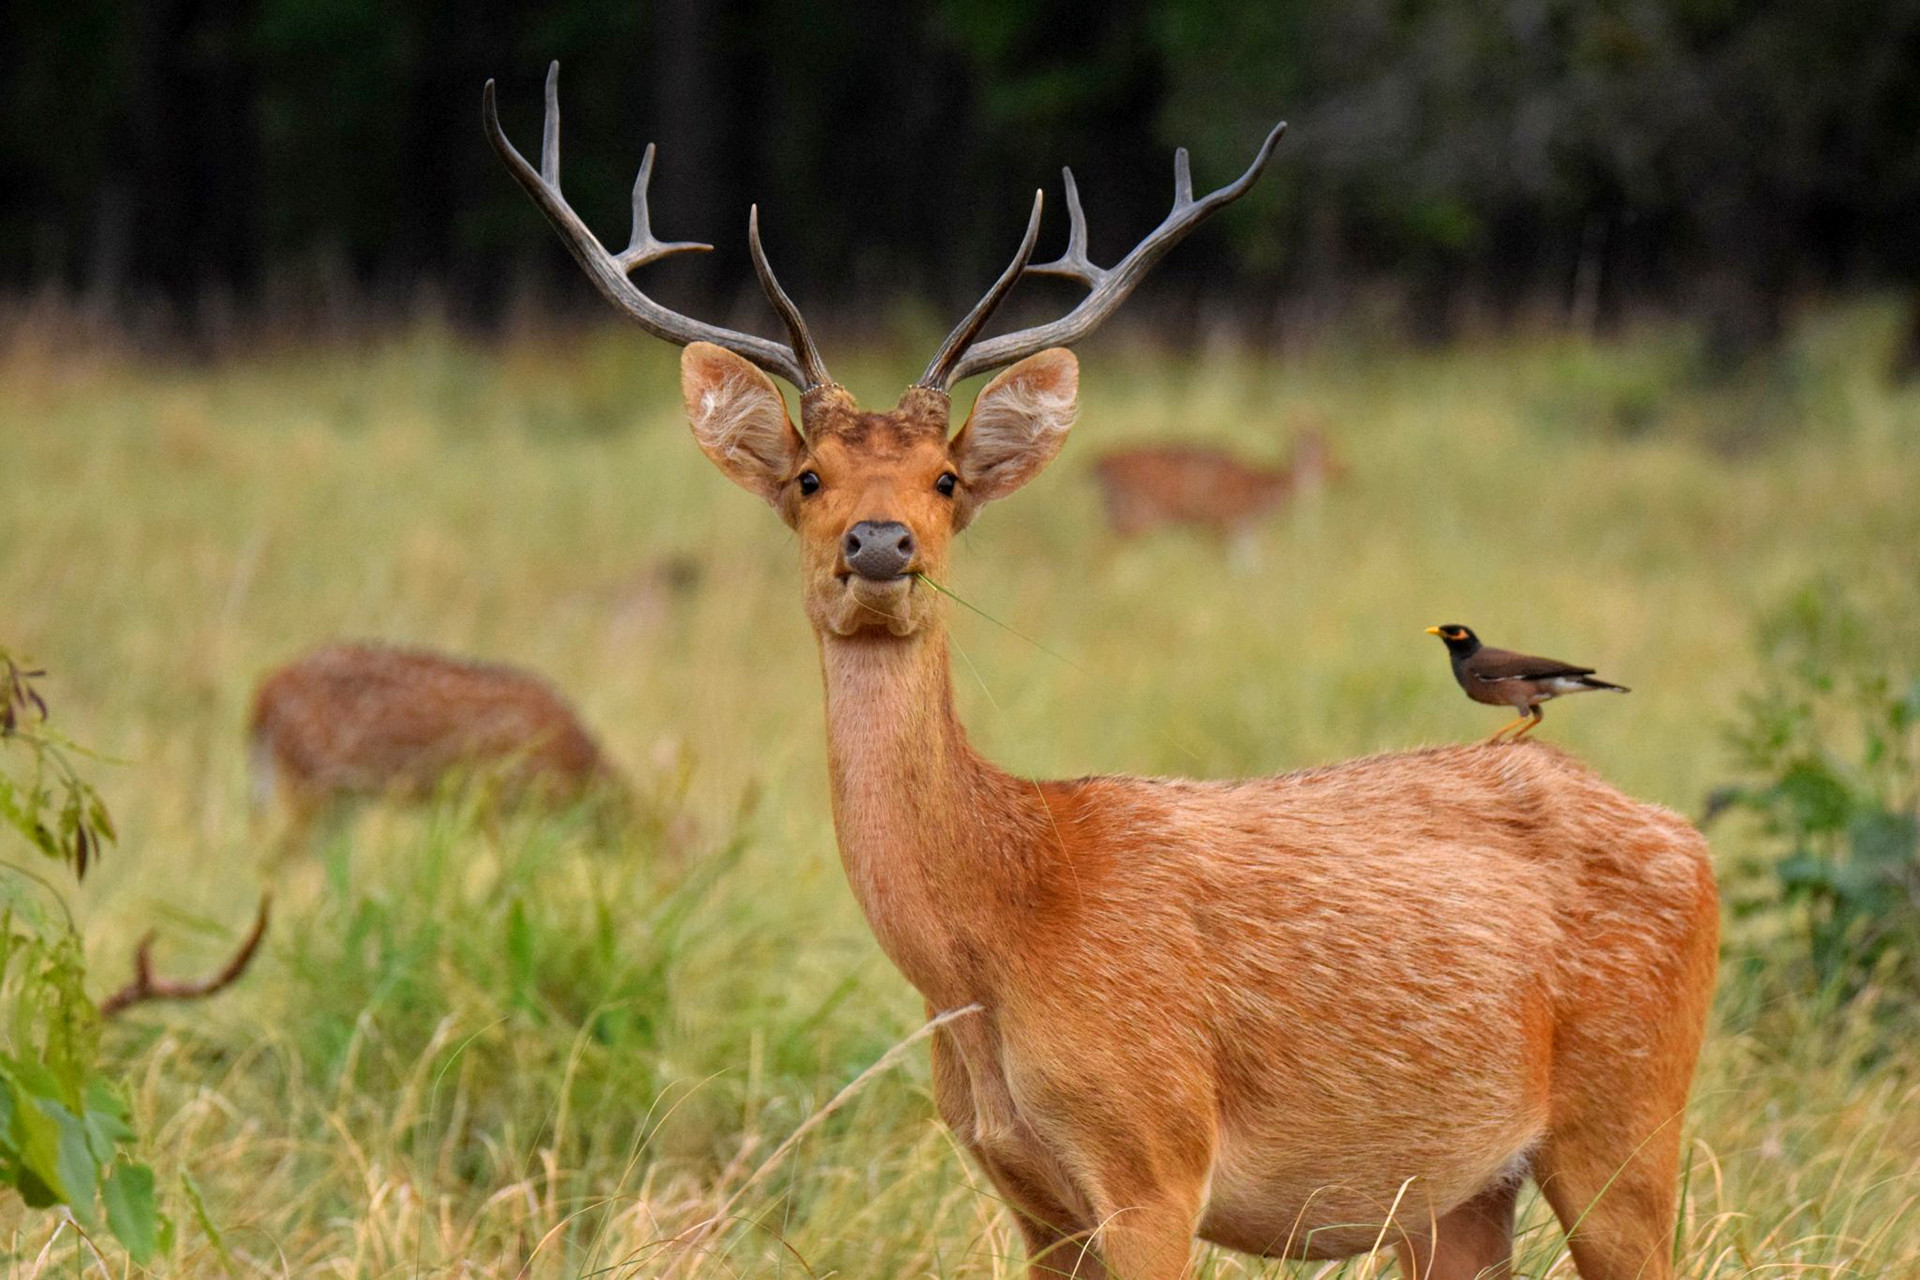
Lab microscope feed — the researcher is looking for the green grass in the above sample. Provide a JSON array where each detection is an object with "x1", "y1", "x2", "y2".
[{"x1": 0, "y1": 301, "x2": 1917, "y2": 1274}]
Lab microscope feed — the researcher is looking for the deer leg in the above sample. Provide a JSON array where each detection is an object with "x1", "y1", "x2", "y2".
[
  {"x1": 1020, "y1": 1222, "x2": 1108, "y2": 1279},
  {"x1": 959, "y1": 1135, "x2": 1106, "y2": 1278},
  {"x1": 973, "y1": 1126, "x2": 1108, "y2": 1277},
  {"x1": 1393, "y1": 1179, "x2": 1519, "y2": 1280},
  {"x1": 996, "y1": 1167, "x2": 1107, "y2": 1279},
  {"x1": 1086, "y1": 1191, "x2": 1203, "y2": 1280},
  {"x1": 1031, "y1": 1080, "x2": 1213, "y2": 1279},
  {"x1": 930, "y1": 1024, "x2": 1105, "y2": 1277},
  {"x1": 1536, "y1": 995, "x2": 1707, "y2": 1278},
  {"x1": 1535, "y1": 1126, "x2": 1681, "y2": 1280},
  {"x1": 269, "y1": 786, "x2": 326, "y2": 863},
  {"x1": 1537, "y1": 834, "x2": 1714, "y2": 1280}
]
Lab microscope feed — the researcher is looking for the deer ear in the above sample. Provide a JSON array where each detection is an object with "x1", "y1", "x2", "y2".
[
  {"x1": 950, "y1": 348, "x2": 1078, "y2": 509},
  {"x1": 681, "y1": 343, "x2": 803, "y2": 506}
]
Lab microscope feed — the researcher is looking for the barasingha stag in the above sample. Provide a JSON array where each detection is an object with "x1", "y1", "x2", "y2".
[{"x1": 485, "y1": 65, "x2": 1718, "y2": 1280}]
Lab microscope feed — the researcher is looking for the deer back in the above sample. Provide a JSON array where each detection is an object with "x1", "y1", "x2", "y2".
[
  {"x1": 1093, "y1": 445, "x2": 1294, "y2": 535},
  {"x1": 248, "y1": 644, "x2": 616, "y2": 809}
]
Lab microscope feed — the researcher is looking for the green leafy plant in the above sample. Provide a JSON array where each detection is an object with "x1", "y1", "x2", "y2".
[
  {"x1": 0, "y1": 649, "x2": 165, "y2": 1261},
  {"x1": 1715, "y1": 583, "x2": 1920, "y2": 1003},
  {"x1": 1, "y1": 653, "x2": 115, "y2": 878}
]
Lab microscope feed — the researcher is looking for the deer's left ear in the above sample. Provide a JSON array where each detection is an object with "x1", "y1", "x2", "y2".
[{"x1": 949, "y1": 349, "x2": 1078, "y2": 518}]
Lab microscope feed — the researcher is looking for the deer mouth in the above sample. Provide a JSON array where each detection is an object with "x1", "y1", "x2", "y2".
[
  {"x1": 829, "y1": 572, "x2": 919, "y2": 636},
  {"x1": 837, "y1": 569, "x2": 912, "y2": 586}
]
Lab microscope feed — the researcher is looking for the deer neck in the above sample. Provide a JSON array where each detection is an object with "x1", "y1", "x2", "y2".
[{"x1": 817, "y1": 622, "x2": 1037, "y2": 1000}]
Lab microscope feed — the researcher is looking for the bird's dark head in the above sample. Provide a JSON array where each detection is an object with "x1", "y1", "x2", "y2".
[{"x1": 1425, "y1": 624, "x2": 1481, "y2": 656}]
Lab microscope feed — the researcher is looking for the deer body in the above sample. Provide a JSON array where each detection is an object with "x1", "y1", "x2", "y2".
[
  {"x1": 486, "y1": 71, "x2": 1717, "y2": 1277},
  {"x1": 249, "y1": 643, "x2": 622, "y2": 836},
  {"x1": 1092, "y1": 430, "x2": 1338, "y2": 541},
  {"x1": 823, "y1": 561, "x2": 1714, "y2": 1276}
]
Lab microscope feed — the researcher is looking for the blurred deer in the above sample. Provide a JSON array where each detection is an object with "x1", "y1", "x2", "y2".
[
  {"x1": 1091, "y1": 426, "x2": 1343, "y2": 553},
  {"x1": 249, "y1": 643, "x2": 626, "y2": 848},
  {"x1": 490, "y1": 63, "x2": 1716, "y2": 1280}
]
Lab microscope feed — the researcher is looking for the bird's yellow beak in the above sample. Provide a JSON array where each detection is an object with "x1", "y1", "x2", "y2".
[{"x1": 1425, "y1": 626, "x2": 1443, "y2": 636}]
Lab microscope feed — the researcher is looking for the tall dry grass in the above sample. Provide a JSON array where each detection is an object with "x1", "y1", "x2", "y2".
[{"x1": 0, "y1": 302, "x2": 1916, "y2": 1274}]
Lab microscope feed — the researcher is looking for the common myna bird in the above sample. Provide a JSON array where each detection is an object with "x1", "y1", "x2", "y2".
[{"x1": 1425, "y1": 624, "x2": 1629, "y2": 742}]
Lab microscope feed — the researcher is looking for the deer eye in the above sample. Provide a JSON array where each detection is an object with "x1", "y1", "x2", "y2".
[
  {"x1": 935, "y1": 473, "x2": 958, "y2": 498},
  {"x1": 797, "y1": 471, "x2": 821, "y2": 496}
]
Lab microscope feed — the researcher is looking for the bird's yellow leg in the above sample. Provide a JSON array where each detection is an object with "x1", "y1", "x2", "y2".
[
  {"x1": 1509, "y1": 711, "x2": 1543, "y2": 741},
  {"x1": 1485, "y1": 717, "x2": 1525, "y2": 743}
]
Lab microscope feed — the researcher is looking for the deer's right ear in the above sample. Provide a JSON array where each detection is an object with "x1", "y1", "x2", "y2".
[{"x1": 681, "y1": 343, "x2": 803, "y2": 507}]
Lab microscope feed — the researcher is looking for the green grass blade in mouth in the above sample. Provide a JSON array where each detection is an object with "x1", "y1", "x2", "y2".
[
  {"x1": 912, "y1": 573, "x2": 1087, "y2": 674},
  {"x1": 913, "y1": 572, "x2": 1205, "y2": 763}
]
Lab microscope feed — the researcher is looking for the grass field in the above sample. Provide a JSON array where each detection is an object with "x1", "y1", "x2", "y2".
[{"x1": 2, "y1": 301, "x2": 1917, "y2": 1276}]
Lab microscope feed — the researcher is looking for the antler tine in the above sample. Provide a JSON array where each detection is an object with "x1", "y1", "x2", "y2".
[
  {"x1": 1027, "y1": 168, "x2": 1108, "y2": 289},
  {"x1": 939, "y1": 119, "x2": 1288, "y2": 389},
  {"x1": 483, "y1": 64, "x2": 820, "y2": 390},
  {"x1": 749, "y1": 206, "x2": 833, "y2": 390},
  {"x1": 917, "y1": 189, "x2": 1046, "y2": 392},
  {"x1": 540, "y1": 61, "x2": 560, "y2": 188},
  {"x1": 618, "y1": 144, "x2": 714, "y2": 271}
]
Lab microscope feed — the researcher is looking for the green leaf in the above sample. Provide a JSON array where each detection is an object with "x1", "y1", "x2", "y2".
[
  {"x1": 6, "y1": 1074, "x2": 69, "y2": 1203},
  {"x1": 15, "y1": 1168, "x2": 61, "y2": 1209},
  {"x1": 103, "y1": 1161, "x2": 159, "y2": 1263},
  {"x1": 86, "y1": 793, "x2": 115, "y2": 845},
  {"x1": 82, "y1": 1079, "x2": 135, "y2": 1163},
  {"x1": 42, "y1": 1097, "x2": 99, "y2": 1226},
  {"x1": 0, "y1": 778, "x2": 31, "y2": 848}
]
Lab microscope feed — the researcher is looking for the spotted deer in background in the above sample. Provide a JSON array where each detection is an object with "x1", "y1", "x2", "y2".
[
  {"x1": 1091, "y1": 425, "x2": 1344, "y2": 556},
  {"x1": 249, "y1": 642, "x2": 626, "y2": 846},
  {"x1": 487, "y1": 62, "x2": 1718, "y2": 1280}
]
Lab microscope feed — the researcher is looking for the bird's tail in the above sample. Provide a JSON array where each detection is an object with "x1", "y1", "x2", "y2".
[{"x1": 1580, "y1": 677, "x2": 1630, "y2": 693}]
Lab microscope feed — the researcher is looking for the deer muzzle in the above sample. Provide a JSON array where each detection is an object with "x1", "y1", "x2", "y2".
[{"x1": 843, "y1": 521, "x2": 916, "y2": 581}]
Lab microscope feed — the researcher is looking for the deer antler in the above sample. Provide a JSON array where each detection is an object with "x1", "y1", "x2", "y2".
[
  {"x1": 483, "y1": 63, "x2": 833, "y2": 392},
  {"x1": 99, "y1": 892, "x2": 271, "y2": 1018},
  {"x1": 919, "y1": 121, "x2": 1288, "y2": 392}
]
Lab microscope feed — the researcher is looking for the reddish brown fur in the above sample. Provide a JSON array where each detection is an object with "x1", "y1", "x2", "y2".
[
  {"x1": 681, "y1": 342, "x2": 1718, "y2": 1280},
  {"x1": 1091, "y1": 428, "x2": 1343, "y2": 541},
  {"x1": 249, "y1": 643, "x2": 622, "y2": 839}
]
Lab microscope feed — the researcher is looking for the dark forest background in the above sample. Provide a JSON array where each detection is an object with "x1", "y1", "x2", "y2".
[{"x1": 4, "y1": 0, "x2": 1919, "y2": 363}]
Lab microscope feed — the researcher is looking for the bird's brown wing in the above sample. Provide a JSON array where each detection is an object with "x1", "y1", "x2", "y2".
[{"x1": 1468, "y1": 646, "x2": 1596, "y2": 682}]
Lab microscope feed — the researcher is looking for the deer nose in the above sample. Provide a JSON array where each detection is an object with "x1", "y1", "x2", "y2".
[{"x1": 843, "y1": 521, "x2": 915, "y2": 580}]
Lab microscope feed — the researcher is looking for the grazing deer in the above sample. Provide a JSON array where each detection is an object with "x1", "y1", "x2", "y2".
[
  {"x1": 1091, "y1": 427, "x2": 1343, "y2": 551},
  {"x1": 487, "y1": 64, "x2": 1717, "y2": 1280},
  {"x1": 249, "y1": 642, "x2": 625, "y2": 845}
]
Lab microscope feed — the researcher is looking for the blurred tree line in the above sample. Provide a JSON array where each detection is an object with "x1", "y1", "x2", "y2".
[{"x1": 3, "y1": 0, "x2": 1918, "y2": 358}]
